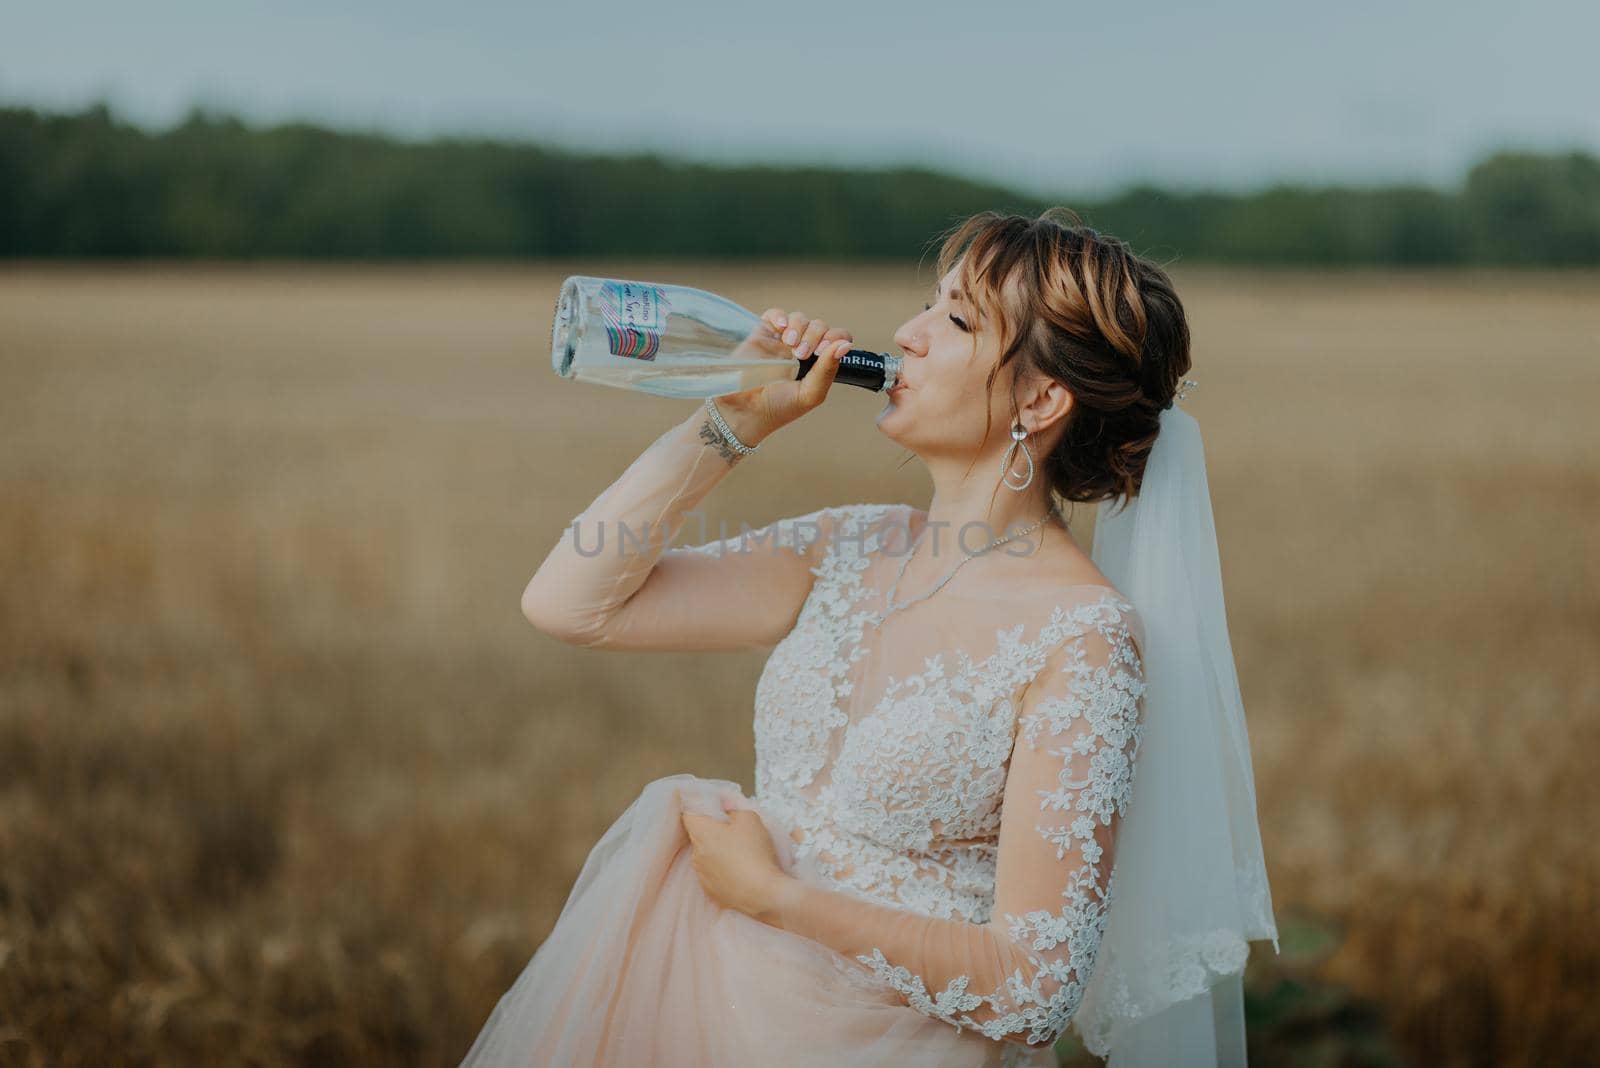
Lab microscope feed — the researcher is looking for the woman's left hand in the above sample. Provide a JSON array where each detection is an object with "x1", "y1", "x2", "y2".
[{"x1": 681, "y1": 806, "x2": 791, "y2": 922}]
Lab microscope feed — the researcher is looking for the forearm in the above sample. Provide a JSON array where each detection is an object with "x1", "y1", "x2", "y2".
[
  {"x1": 758, "y1": 876, "x2": 1049, "y2": 1048},
  {"x1": 519, "y1": 401, "x2": 768, "y2": 643}
]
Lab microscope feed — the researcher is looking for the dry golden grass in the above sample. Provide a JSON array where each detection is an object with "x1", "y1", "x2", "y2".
[{"x1": 0, "y1": 261, "x2": 1596, "y2": 1067}]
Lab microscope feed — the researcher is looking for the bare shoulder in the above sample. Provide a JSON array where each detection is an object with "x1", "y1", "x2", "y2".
[{"x1": 1030, "y1": 514, "x2": 1121, "y2": 592}]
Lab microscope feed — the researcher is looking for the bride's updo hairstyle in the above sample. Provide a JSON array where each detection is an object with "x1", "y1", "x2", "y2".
[{"x1": 931, "y1": 207, "x2": 1192, "y2": 505}]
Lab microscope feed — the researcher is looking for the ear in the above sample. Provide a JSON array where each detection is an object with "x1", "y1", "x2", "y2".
[{"x1": 1017, "y1": 373, "x2": 1073, "y2": 435}]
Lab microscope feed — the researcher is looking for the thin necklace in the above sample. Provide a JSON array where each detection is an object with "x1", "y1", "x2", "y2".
[{"x1": 870, "y1": 509, "x2": 1055, "y2": 627}]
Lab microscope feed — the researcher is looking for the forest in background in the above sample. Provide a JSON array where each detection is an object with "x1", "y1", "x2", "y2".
[{"x1": 3, "y1": 102, "x2": 1599, "y2": 264}]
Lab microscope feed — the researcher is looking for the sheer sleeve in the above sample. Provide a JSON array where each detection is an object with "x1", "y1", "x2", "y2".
[
  {"x1": 762, "y1": 611, "x2": 1147, "y2": 1049},
  {"x1": 520, "y1": 408, "x2": 832, "y2": 652}
]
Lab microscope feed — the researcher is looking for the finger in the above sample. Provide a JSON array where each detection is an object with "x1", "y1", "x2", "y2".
[
  {"x1": 760, "y1": 307, "x2": 787, "y2": 333},
  {"x1": 818, "y1": 329, "x2": 852, "y2": 359},
  {"x1": 799, "y1": 336, "x2": 845, "y2": 407},
  {"x1": 780, "y1": 312, "x2": 809, "y2": 348},
  {"x1": 795, "y1": 319, "x2": 829, "y2": 360}
]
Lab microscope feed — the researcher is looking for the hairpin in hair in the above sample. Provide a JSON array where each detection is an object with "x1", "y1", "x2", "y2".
[{"x1": 1165, "y1": 378, "x2": 1199, "y2": 409}]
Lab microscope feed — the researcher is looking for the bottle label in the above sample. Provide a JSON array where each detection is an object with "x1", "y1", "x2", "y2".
[{"x1": 599, "y1": 280, "x2": 670, "y2": 361}]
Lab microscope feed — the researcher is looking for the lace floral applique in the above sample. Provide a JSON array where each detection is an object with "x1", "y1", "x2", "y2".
[
  {"x1": 853, "y1": 605, "x2": 1147, "y2": 1049},
  {"x1": 751, "y1": 504, "x2": 897, "y2": 796},
  {"x1": 748, "y1": 502, "x2": 1148, "y2": 1051}
]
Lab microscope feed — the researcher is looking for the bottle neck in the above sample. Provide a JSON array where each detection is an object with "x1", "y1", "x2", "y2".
[
  {"x1": 795, "y1": 349, "x2": 901, "y2": 392},
  {"x1": 879, "y1": 352, "x2": 902, "y2": 391}
]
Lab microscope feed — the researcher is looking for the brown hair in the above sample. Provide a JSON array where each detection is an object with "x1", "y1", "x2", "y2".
[{"x1": 924, "y1": 207, "x2": 1191, "y2": 512}]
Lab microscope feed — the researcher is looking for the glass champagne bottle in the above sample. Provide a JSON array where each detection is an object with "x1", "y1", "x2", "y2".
[{"x1": 550, "y1": 275, "x2": 901, "y2": 399}]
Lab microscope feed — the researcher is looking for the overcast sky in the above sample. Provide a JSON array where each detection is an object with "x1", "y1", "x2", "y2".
[{"x1": 5, "y1": 0, "x2": 1597, "y2": 198}]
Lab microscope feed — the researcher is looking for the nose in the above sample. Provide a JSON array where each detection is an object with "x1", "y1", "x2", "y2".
[{"x1": 892, "y1": 314, "x2": 927, "y2": 357}]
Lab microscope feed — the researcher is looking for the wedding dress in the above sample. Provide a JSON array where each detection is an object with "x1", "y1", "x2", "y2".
[{"x1": 463, "y1": 407, "x2": 1266, "y2": 1067}]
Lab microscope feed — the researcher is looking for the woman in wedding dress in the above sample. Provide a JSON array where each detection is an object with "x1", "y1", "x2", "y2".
[{"x1": 462, "y1": 208, "x2": 1279, "y2": 1068}]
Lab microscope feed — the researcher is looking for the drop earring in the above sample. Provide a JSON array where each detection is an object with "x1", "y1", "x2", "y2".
[{"x1": 1001, "y1": 421, "x2": 1034, "y2": 491}]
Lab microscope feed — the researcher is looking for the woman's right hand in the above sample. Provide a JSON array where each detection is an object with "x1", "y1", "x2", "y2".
[{"x1": 710, "y1": 308, "x2": 854, "y2": 446}]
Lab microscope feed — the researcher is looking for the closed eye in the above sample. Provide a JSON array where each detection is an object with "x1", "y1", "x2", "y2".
[{"x1": 922, "y1": 302, "x2": 971, "y2": 333}]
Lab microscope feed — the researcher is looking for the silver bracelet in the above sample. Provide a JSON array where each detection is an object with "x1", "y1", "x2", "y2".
[{"x1": 703, "y1": 397, "x2": 760, "y2": 456}]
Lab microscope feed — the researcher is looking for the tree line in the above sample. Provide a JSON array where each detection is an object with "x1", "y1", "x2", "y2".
[{"x1": 1, "y1": 102, "x2": 1596, "y2": 264}]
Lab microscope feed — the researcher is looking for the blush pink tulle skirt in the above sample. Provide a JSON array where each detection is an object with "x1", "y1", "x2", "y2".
[{"x1": 459, "y1": 773, "x2": 1049, "y2": 1068}]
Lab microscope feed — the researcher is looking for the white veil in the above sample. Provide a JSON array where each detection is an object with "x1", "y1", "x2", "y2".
[{"x1": 1073, "y1": 398, "x2": 1280, "y2": 1066}]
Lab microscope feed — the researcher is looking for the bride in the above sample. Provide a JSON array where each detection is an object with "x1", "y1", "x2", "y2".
[{"x1": 461, "y1": 208, "x2": 1279, "y2": 1067}]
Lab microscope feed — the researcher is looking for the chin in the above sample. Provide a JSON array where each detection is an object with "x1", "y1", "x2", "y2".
[{"x1": 873, "y1": 398, "x2": 914, "y2": 444}]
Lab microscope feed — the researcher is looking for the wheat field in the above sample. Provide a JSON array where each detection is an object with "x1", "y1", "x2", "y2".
[{"x1": 1, "y1": 261, "x2": 1596, "y2": 1067}]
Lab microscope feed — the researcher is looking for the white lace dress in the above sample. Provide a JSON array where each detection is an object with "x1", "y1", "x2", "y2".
[{"x1": 461, "y1": 414, "x2": 1148, "y2": 1068}]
